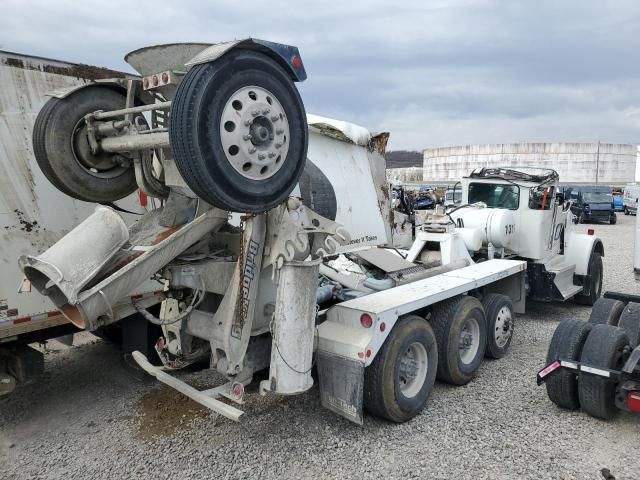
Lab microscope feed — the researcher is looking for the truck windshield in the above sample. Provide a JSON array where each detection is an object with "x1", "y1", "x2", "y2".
[
  {"x1": 468, "y1": 183, "x2": 519, "y2": 209},
  {"x1": 583, "y1": 192, "x2": 611, "y2": 203}
]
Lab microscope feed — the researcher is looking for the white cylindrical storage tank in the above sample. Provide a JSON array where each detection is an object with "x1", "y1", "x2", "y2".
[
  {"x1": 451, "y1": 208, "x2": 516, "y2": 249},
  {"x1": 422, "y1": 143, "x2": 637, "y2": 185},
  {"x1": 456, "y1": 227, "x2": 483, "y2": 252},
  {"x1": 267, "y1": 258, "x2": 321, "y2": 395}
]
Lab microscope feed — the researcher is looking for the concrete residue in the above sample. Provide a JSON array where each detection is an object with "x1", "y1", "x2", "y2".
[{"x1": 2, "y1": 55, "x2": 127, "y2": 81}]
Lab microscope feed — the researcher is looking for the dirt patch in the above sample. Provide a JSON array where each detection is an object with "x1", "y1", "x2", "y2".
[{"x1": 135, "y1": 384, "x2": 215, "y2": 440}]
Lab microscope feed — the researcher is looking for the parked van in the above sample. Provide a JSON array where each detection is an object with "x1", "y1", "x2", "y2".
[
  {"x1": 564, "y1": 185, "x2": 616, "y2": 224},
  {"x1": 623, "y1": 184, "x2": 640, "y2": 215}
]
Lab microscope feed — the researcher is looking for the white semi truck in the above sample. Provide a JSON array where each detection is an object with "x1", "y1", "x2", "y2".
[{"x1": 13, "y1": 40, "x2": 602, "y2": 425}]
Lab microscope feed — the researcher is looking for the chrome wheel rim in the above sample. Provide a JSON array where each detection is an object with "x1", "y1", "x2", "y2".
[
  {"x1": 219, "y1": 85, "x2": 290, "y2": 181},
  {"x1": 399, "y1": 342, "x2": 428, "y2": 398},
  {"x1": 494, "y1": 306, "x2": 513, "y2": 348}
]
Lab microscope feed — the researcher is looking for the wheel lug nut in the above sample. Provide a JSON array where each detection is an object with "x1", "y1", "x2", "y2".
[
  {"x1": 276, "y1": 129, "x2": 284, "y2": 135},
  {"x1": 252, "y1": 110, "x2": 260, "y2": 116},
  {"x1": 244, "y1": 120, "x2": 251, "y2": 126},
  {"x1": 258, "y1": 154, "x2": 266, "y2": 160},
  {"x1": 268, "y1": 152, "x2": 276, "y2": 158},
  {"x1": 262, "y1": 108, "x2": 270, "y2": 114},
  {"x1": 270, "y1": 115, "x2": 279, "y2": 122},
  {"x1": 248, "y1": 147, "x2": 257, "y2": 154},
  {"x1": 243, "y1": 134, "x2": 252, "y2": 141},
  {"x1": 275, "y1": 143, "x2": 282, "y2": 149}
]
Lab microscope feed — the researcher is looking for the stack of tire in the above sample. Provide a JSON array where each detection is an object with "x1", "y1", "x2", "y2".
[{"x1": 545, "y1": 298, "x2": 640, "y2": 419}]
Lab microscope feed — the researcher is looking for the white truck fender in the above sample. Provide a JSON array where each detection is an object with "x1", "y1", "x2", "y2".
[{"x1": 564, "y1": 231, "x2": 604, "y2": 276}]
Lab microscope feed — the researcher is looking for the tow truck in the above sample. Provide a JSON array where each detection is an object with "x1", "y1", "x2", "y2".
[{"x1": 16, "y1": 40, "x2": 601, "y2": 425}]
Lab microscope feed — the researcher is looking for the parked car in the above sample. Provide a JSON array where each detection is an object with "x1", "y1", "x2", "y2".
[
  {"x1": 623, "y1": 184, "x2": 640, "y2": 215},
  {"x1": 564, "y1": 186, "x2": 616, "y2": 224}
]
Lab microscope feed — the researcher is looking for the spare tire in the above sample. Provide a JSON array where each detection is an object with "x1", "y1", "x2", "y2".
[
  {"x1": 589, "y1": 298, "x2": 625, "y2": 326},
  {"x1": 169, "y1": 50, "x2": 308, "y2": 213},
  {"x1": 32, "y1": 86, "x2": 138, "y2": 202}
]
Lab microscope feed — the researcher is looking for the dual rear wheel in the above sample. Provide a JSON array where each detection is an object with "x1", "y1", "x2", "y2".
[
  {"x1": 546, "y1": 304, "x2": 638, "y2": 419},
  {"x1": 364, "y1": 293, "x2": 515, "y2": 423}
]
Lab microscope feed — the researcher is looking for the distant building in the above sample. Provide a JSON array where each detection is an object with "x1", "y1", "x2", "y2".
[{"x1": 417, "y1": 143, "x2": 638, "y2": 185}]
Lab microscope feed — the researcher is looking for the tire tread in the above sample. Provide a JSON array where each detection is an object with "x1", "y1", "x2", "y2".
[
  {"x1": 578, "y1": 324, "x2": 629, "y2": 419},
  {"x1": 545, "y1": 319, "x2": 591, "y2": 410}
]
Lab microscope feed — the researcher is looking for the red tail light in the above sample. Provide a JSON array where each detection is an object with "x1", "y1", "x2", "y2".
[
  {"x1": 627, "y1": 391, "x2": 640, "y2": 413},
  {"x1": 291, "y1": 55, "x2": 302, "y2": 69},
  {"x1": 161, "y1": 72, "x2": 169, "y2": 84},
  {"x1": 360, "y1": 313, "x2": 373, "y2": 328},
  {"x1": 587, "y1": 228, "x2": 594, "y2": 236},
  {"x1": 151, "y1": 75, "x2": 159, "y2": 87}
]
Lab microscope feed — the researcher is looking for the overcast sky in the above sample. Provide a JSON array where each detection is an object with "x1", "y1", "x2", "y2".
[{"x1": 3, "y1": 0, "x2": 640, "y2": 150}]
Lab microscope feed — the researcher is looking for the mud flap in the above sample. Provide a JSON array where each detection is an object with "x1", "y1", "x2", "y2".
[{"x1": 317, "y1": 351, "x2": 364, "y2": 425}]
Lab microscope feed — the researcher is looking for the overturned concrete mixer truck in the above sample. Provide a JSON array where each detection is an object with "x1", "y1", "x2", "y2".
[{"x1": 18, "y1": 39, "x2": 597, "y2": 424}]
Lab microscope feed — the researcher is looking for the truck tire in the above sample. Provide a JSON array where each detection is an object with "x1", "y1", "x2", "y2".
[
  {"x1": 545, "y1": 319, "x2": 591, "y2": 410},
  {"x1": 589, "y1": 298, "x2": 625, "y2": 326},
  {"x1": 624, "y1": 206, "x2": 629, "y2": 215},
  {"x1": 482, "y1": 293, "x2": 514, "y2": 359},
  {"x1": 363, "y1": 315, "x2": 437, "y2": 423},
  {"x1": 575, "y1": 252, "x2": 603, "y2": 306},
  {"x1": 169, "y1": 50, "x2": 307, "y2": 213},
  {"x1": 578, "y1": 324, "x2": 629, "y2": 419},
  {"x1": 618, "y1": 302, "x2": 640, "y2": 348},
  {"x1": 430, "y1": 296, "x2": 487, "y2": 385},
  {"x1": 609, "y1": 213, "x2": 617, "y2": 225},
  {"x1": 32, "y1": 86, "x2": 138, "y2": 202}
]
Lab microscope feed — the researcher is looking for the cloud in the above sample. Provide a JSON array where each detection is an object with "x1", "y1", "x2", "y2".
[{"x1": 3, "y1": 0, "x2": 640, "y2": 149}]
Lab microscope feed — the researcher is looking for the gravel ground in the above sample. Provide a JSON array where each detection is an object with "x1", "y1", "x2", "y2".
[{"x1": 1, "y1": 214, "x2": 638, "y2": 480}]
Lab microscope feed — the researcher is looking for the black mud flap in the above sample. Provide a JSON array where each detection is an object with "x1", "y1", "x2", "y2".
[{"x1": 317, "y1": 351, "x2": 364, "y2": 425}]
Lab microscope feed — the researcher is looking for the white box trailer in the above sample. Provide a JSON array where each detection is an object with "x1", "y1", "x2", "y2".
[{"x1": 0, "y1": 51, "x2": 160, "y2": 394}]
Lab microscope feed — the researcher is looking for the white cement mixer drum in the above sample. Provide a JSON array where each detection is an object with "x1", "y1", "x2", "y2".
[{"x1": 451, "y1": 208, "x2": 516, "y2": 249}]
